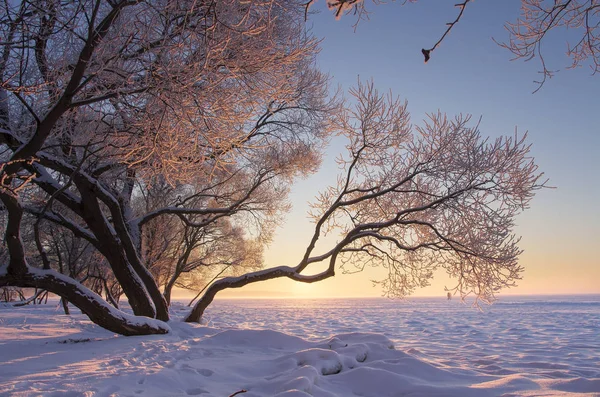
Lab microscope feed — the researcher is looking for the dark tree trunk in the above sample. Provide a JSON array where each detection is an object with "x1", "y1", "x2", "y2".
[
  {"x1": 127, "y1": 258, "x2": 169, "y2": 321},
  {"x1": 100, "y1": 247, "x2": 157, "y2": 317},
  {"x1": 163, "y1": 277, "x2": 176, "y2": 307},
  {"x1": 0, "y1": 270, "x2": 169, "y2": 336},
  {"x1": 75, "y1": 176, "x2": 169, "y2": 321},
  {"x1": 185, "y1": 286, "x2": 217, "y2": 323},
  {"x1": 76, "y1": 180, "x2": 157, "y2": 318},
  {"x1": 61, "y1": 297, "x2": 70, "y2": 315},
  {"x1": 185, "y1": 265, "x2": 335, "y2": 323},
  {"x1": 0, "y1": 191, "x2": 168, "y2": 336}
]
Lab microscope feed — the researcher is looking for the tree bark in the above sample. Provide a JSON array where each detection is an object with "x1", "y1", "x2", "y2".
[
  {"x1": 0, "y1": 268, "x2": 169, "y2": 336},
  {"x1": 185, "y1": 285, "x2": 218, "y2": 323},
  {"x1": 76, "y1": 178, "x2": 157, "y2": 318},
  {"x1": 75, "y1": 175, "x2": 170, "y2": 321},
  {"x1": 129, "y1": 258, "x2": 169, "y2": 321},
  {"x1": 163, "y1": 278, "x2": 175, "y2": 307},
  {"x1": 185, "y1": 265, "x2": 334, "y2": 322},
  {"x1": 0, "y1": 190, "x2": 168, "y2": 336}
]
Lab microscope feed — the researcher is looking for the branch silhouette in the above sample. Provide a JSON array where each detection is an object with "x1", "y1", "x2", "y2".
[{"x1": 422, "y1": 1, "x2": 471, "y2": 63}]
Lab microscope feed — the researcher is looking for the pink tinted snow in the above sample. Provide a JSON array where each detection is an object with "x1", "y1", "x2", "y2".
[{"x1": 0, "y1": 298, "x2": 598, "y2": 396}]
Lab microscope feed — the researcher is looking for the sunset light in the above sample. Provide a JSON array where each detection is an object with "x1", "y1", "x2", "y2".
[{"x1": 1, "y1": 0, "x2": 598, "y2": 396}]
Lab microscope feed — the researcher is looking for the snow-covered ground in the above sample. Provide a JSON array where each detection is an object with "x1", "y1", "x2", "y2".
[{"x1": 1, "y1": 296, "x2": 599, "y2": 396}]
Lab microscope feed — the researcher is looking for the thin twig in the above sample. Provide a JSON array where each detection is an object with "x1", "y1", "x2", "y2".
[{"x1": 422, "y1": 1, "x2": 471, "y2": 63}]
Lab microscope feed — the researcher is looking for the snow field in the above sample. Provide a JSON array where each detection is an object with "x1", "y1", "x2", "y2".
[{"x1": 1, "y1": 297, "x2": 599, "y2": 396}]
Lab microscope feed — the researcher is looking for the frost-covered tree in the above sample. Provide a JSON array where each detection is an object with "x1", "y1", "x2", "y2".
[
  {"x1": 499, "y1": 0, "x2": 600, "y2": 89},
  {"x1": 134, "y1": 179, "x2": 263, "y2": 305},
  {"x1": 1, "y1": 0, "x2": 545, "y2": 336},
  {"x1": 185, "y1": 80, "x2": 545, "y2": 322},
  {"x1": 0, "y1": 0, "x2": 333, "y2": 335}
]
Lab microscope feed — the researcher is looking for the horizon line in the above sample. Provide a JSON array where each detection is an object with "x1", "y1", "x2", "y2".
[{"x1": 174, "y1": 292, "x2": 600, "y2": 301}]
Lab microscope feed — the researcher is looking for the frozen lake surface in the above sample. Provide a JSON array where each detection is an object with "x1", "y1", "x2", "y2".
[
  {"x1": 1, "y1": 295, "x2": 599, "y2": 396},
  {"x1": 206, "y1": 296, "x2": 600, "y2": 380}
]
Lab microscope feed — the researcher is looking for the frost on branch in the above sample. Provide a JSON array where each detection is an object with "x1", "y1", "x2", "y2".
[
  {"x1": 186, "y1": 80, "x2": 545, "y2": 321},
  {"x1": 313, "y1": 0, "x2": 599, "y2": 88},
  {"x1": 1, "y1": 0, "x2": 335, "y2": 335},
  {"x1": 319, "y1": 80, "x2": 545, "y2": 303},
  {"x1": 498, "y1": 0, "x2": 600, "y2": 91},
  {"x1": 305, "y1": 0, "x2": 391, "y2": 24}
]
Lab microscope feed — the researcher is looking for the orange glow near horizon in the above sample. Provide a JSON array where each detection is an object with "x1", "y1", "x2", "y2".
[
  {"x1": 172, "y1": 255, "x2": 600, "y2": 301},
  {"x1": 175, "y1": 1, "x2": 600, "y2": 303}
]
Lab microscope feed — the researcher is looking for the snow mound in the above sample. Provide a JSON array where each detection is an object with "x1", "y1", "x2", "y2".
[
  {"x1": 295, "y1": 349, "x2": 344, "y2": 375},
  {"x1": 2, "y1": 301, "x2": 599, "y2": 396}
]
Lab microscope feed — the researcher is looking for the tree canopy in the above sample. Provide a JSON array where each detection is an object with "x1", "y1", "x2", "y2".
[{"x1": 2, "y1": 0, "x2": 546, "y2": 335}]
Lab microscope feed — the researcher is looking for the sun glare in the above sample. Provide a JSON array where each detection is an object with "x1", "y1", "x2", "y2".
[{"x1": 292, "y1": 282, "x2": 319, "y2": 297}]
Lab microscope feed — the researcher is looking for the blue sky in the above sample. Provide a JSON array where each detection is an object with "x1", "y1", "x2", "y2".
[{"x1": 219, "y1": 0, "x2": 600, "y2": 298}]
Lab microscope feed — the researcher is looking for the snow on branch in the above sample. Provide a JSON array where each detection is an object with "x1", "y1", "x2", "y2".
[
  {"x1": 186, "y1": 79, "x2": 546, "y2": 321},
  {"x1": 497, "y1": 0, "x2": 600, "y2": 92}
]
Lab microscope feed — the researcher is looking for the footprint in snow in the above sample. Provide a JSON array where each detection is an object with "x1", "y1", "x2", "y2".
[
  {"x1": 178, "y1": 363, "x2": 198, "y2": 374},
  {"x1": 186, "y1": 387, "x2": 209, "y2": 395},
  {"x1": 197, "y1": 368, "x2": 214, "y2": 377}
]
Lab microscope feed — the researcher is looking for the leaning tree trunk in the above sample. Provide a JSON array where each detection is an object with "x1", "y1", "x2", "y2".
[
  {"x1": 0, "y1": 191, "x2": 169, "y2": 336},
  {"x1": 76, "y1": 176, "x2": 170, "y2": 321},
  {"x1": 184, "y1": 271, "x2": 282, "y2": 322},
  {"x1": 126, "y1": 254, "x2": 170, "y2": 321},
  {"x1": 77, "y1": 181, "x2": 158, "y2": 318},
  {"x1": 0, "y1": 268, "x2": 170, "y2": 335},
  {"x1": 185, "y1": 265, "x2": 334, "y2": 322}
]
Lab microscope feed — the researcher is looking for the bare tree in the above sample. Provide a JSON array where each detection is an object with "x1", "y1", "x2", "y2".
[
  {"x1": 135, "y1": 180, "x2": 263, "y2": 305},
  {"x1": 0, "y1": 0, "x2": 333, "y2": 335},
  {"x1": 1, "y1": 0, "x2": 546, "y2": 335},
  {"x1": 162, "y1": 221, "x2": 263, "y2": 306},
  {"x1": 185, "y1": 80, "x2": 545, "y2": 322}
]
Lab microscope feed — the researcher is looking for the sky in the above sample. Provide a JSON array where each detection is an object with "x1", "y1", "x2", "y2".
[{"x1": 213, "y1": 0, "x2": 600, "y2": 299}]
